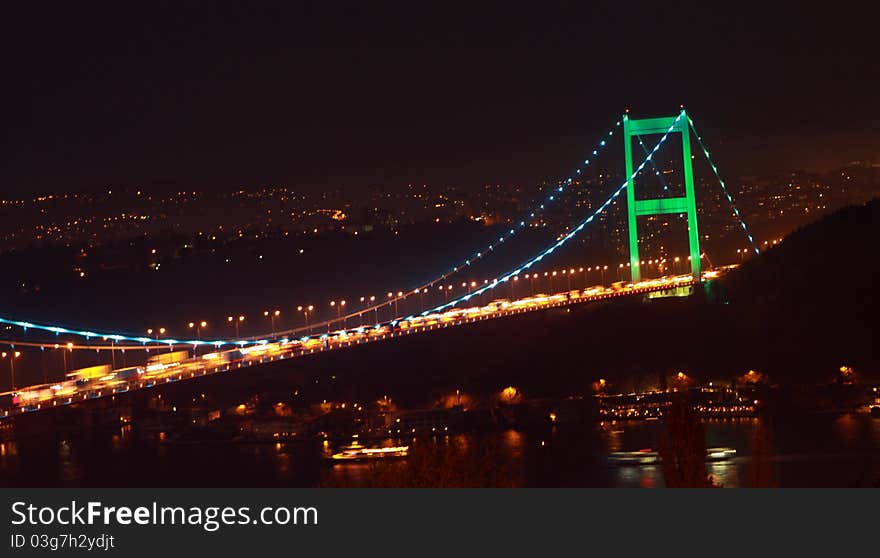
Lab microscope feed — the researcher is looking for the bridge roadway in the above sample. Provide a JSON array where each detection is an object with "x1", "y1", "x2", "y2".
[{"x1": 0, "y1": 272, "x2": 716, "y2": 419}]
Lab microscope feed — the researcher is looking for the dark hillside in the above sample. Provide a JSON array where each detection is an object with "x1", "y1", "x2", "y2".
[{"x1": 719, "y1": 199, "x2": 880, "y2": 379}]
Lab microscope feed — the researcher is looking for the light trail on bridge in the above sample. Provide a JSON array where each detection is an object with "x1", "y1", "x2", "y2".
[{"x1": 0, "y1": 271, "x2": 719, "y2": 418}]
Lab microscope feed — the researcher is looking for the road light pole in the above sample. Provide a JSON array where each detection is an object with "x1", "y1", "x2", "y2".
[
  {"x1": 11, "y1": 351, "x2": 18, "y2": 389},
  {"x1": 328, "y1": 301, "x2": 338, "y2": 332},
  {"x1": 188, "y1": 321, "x2": 206, "y2": 354},
  {"x1": 386, "y1": 292, "x2": 394, "y2": 321},
  {"x1": 2, "y1": 351, "x2": 20, "y2": 389},
  {"x1": 228, "y1": 316, "x2": 244, "y2": 338},
  {"x1": 62, "y1": 343, "x2": 73, "y2": 374}
]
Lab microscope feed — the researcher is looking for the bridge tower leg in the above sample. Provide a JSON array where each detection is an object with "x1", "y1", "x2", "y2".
[{"x1": 623, "y1": 109, "x2": 700, "y2": 282}]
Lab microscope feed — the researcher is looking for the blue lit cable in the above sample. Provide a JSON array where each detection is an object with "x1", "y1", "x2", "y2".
[
  {"x1": 687, "y1": 116, "x2": 760, "y2": 255},
  {"x1": 0, "y1": 316, "x2": 265, "y2": 348},
  {"x1": 413, "y1": 114, "x2": 684, "y2": 317}
]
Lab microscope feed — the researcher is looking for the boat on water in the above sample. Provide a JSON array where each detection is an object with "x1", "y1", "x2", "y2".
[
  {"x1": 706, "y1": 447, "x2": 737, "y2": 461},
  {"x1": 607, "y1": 447, "x2": 736, "y2": 466},
  {"x1": 607, "y1": 448, "x2": 659, "y2": 465},
  {"x1": 329, "y1": 440, "x2": 409, "y2": 462}
]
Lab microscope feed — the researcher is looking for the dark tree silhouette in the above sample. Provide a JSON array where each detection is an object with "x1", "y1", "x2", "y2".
[
  {"x1": 750, "y1": 418, "x2": 774, "y2": 488},
  {"x1": 658, "y1": 400, "x2": 717, "y2": 488}
]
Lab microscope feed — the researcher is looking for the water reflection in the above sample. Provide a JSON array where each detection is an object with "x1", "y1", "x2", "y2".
[
  {"x1": 707, "y1": 461, "x2": 740, "y2": 488},
  {"x1": 1, "y1": 413, "x2": 878, "y2": 487},
  {"x1": 274, "y1": 444, "x2": 291, "y2": 478},
  {"x1": 870, "y1": 417, "x2": 880, "y2": 445},
  {"x1": 603, "y1": 427, "x2": 624, "y2": 453},
  {"x1": 452, "y1": 433, "x2": 469, "y2": 452},
  {"x1": 0, "y1": 441, "x2": 16, "y2": 458},
  {"x1": 58, "y1": 439, "x2": 82, "y2": 484},
  {"x1": 502, "y1": 429, "x2": 523, "y2": 458},
  {"x1": 834, "y1": 413, "x2": 859, "y2": 445},
  {"x1": 613, "y1": 464, "x2": 663, "y2": 488},
  {"x1": 0, "y1": 441, "x2": 18, "y2": 479}
]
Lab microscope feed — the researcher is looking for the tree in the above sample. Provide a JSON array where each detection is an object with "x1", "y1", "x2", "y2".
[
  {"x1": 751, "y1": 418, "x2": 774, "y2": 488},
  {"x1": 658, "y1": 399, "x2": 718, "y2": 487}
]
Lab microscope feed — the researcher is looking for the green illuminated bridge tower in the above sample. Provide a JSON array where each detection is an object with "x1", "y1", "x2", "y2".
[{"x1": 623, "y1": 109, "x2": 700, "y2": 282}]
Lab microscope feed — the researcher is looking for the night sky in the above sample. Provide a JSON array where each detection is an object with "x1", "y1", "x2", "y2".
[{"x1": 3, "y1": 3, "x2": 876, "y2": 195}]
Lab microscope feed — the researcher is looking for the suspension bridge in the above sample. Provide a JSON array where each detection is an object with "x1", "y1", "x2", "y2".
[{"x1": 0, "y1": 109, "x2": 760, "y2": 418}]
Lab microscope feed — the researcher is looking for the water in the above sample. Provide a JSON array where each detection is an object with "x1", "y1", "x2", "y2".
[
  {"x1": 595, "y1": 415, "x2": 880, "y2": 488},
  {"x1": 2, "y1": 413, "x2": 879, "y2": 487}
]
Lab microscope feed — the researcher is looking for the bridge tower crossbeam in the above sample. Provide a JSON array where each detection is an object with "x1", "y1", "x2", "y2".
[{"x1": 623, "y1": 109, "x2": 700, "y2": 282}]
